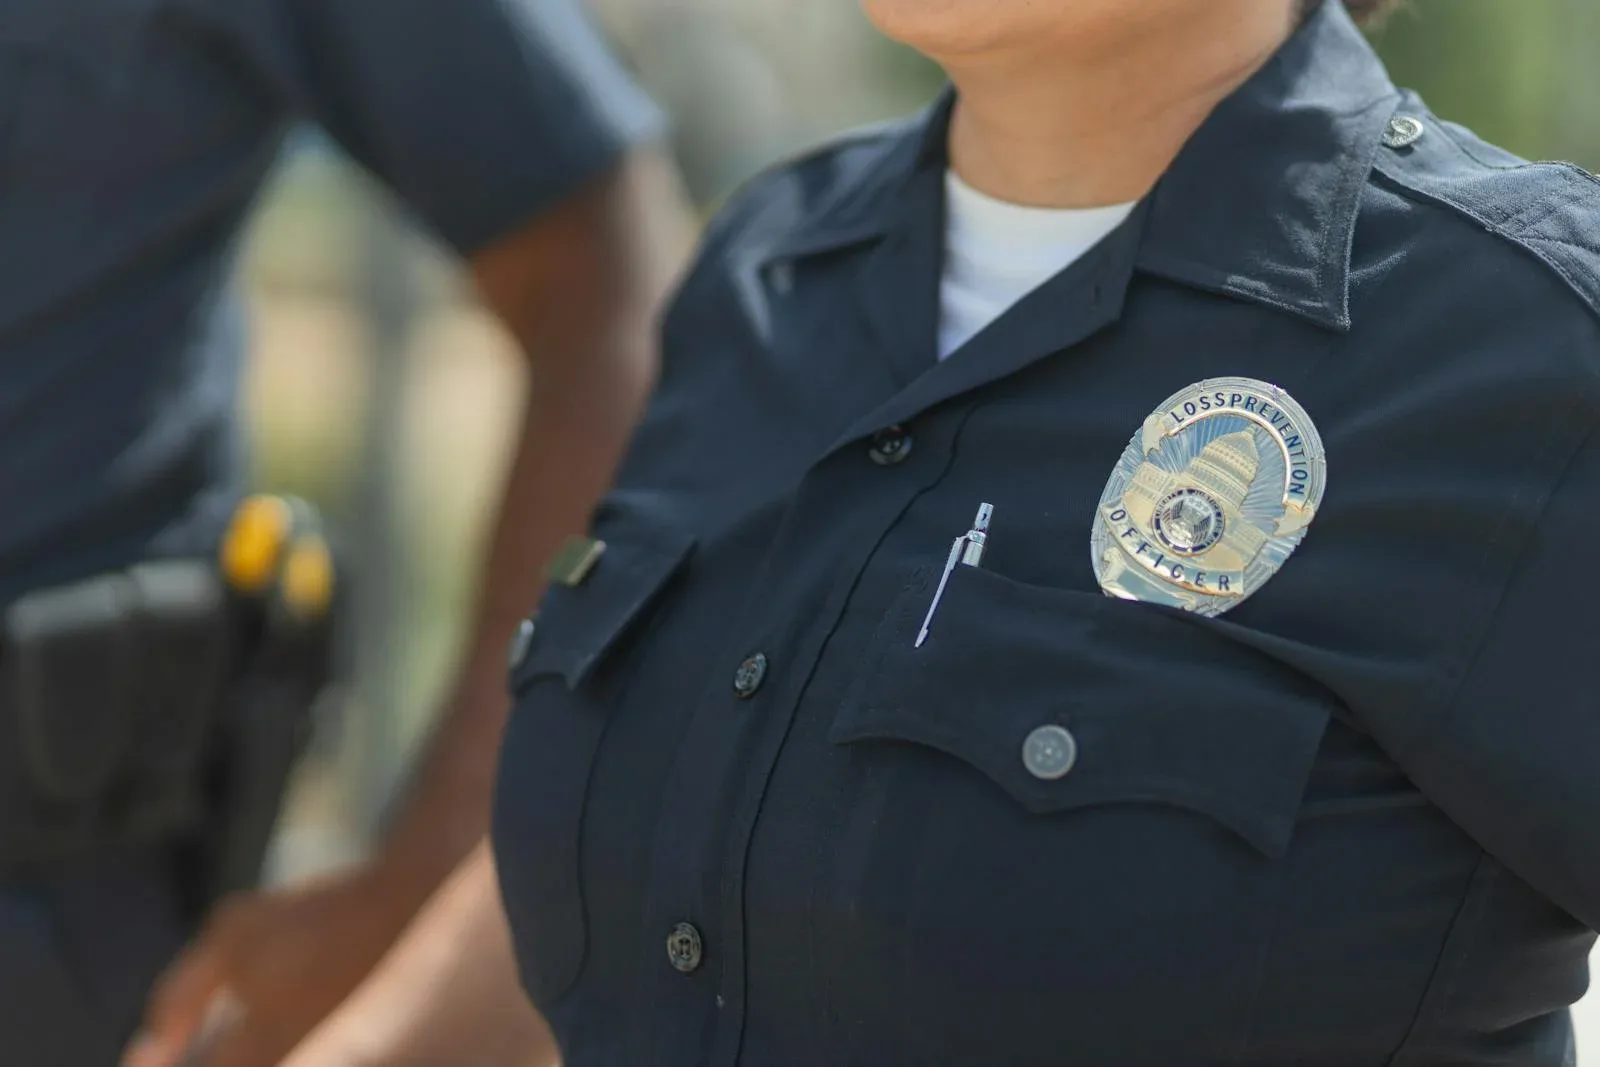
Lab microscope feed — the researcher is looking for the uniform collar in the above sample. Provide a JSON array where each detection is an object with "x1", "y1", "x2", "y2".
[
  {"x1": 1135, "y1": 0, "x2": 1400, "y2": 331},
  {"x1": 770, "y1": 0, "x2": 1399, "y2": 333}
]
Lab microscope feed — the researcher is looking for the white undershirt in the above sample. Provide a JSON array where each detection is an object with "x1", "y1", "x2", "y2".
[{"x1": 938, "y1": 169, "x2": 1137, "y2": 360}]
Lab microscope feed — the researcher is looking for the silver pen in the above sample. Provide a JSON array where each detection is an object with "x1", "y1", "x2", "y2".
[{"x1": 915, "y1": 503, "x2": 993, "y2": 648}]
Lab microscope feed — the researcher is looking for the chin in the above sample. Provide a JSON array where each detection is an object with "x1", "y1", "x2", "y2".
[
  {"x1": 860, "y1": 0, "x2": 1210, "y2": 64},
  {"x1": 858, "y1": 0, "x2": 1016, "y2": 58}
]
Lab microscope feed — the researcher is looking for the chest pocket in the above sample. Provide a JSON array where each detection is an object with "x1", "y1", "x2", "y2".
[
  {"x1": 832, "y1": 562, "x2": 1331, "y2": 859},
  {"x1": 493, "y1": 499, "x2": 696, "y2": 1007}
]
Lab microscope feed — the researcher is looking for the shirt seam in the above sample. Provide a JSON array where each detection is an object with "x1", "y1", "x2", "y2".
[
  {"x1": 1398, "y1": 406, "x2": 1597, "y2": 762},
  {"x1": 1223, "y1": 824, "x2": 1298, "y2": 1063},
  {"x1": 1373, "y1": 147, "x2": 1600, "y2": 324},
  {"x1": 1385, "y1": 851, "x2": 1501, "y2": 1066}
]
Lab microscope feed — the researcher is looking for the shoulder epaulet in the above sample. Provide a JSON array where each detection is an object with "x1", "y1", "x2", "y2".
[{"x1": 1374, "y1": 110, "x2": 1600, "y2": 322}]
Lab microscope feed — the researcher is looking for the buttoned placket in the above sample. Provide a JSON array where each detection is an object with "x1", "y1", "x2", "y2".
[
  {"x1": 624, "y1": 416, "x2": 957, "y2": 1063},
  {"x1": 632, "y1": 260, "x2": 1138, "y2": 1065}
]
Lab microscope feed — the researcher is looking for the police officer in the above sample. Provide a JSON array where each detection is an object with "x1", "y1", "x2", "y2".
[
  {"x1": 0, "y1": 0, "x2": 692, "y2": 1064},
  {"x1": 478, "y1": 0, "x2": 1600, "y2": 1063}
]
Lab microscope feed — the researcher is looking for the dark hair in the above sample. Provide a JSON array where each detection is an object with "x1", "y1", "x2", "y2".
[
  {"x1": 1301, "y1": 0, "x2": 1403, "y2": 26},
  {"x1": 1344, "y1": 0, "x2": 1403, "y2": 24}
]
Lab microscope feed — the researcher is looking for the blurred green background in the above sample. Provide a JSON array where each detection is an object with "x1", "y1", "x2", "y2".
[{"x1": 247, "y1": 0, "x2": 1600, "y2": 891}]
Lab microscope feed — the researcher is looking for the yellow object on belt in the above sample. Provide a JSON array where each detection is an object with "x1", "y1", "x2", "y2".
[
  {"x1": 219, "y1": 493, "x2": 335, "y2": 623},
  {"x1": 279, "y1": 534, "x2": 335, "y2": 623}
]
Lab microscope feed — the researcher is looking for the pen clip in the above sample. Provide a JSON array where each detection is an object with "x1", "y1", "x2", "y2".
[
  {"x1": 915, "y1": 537, "x2": 964, "y2": 648},
  {"x1": 915, "y1": 503, "x2": 994, "y2": 648}
]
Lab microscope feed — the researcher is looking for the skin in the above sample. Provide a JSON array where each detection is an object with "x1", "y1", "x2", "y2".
[
  {"x1": 276, "y1": 843, "x2": 543, "y2": 1067},
  {"x1": 122, "y1": 146, "x2": 695, "y2": 1067},
  {"x1": 269, "y1": 2, "x2": 1310, "y2": 1063},
  {"x1": 861, "y1": 0, "x2": 1300, "y2": 208}
]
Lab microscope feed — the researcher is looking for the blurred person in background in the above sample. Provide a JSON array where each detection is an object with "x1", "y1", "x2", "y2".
[
  {"x1": 0, "y1": 0, "x2": 692, "y2": 1065},
  {"x1": 287, "y1": 0, "x2": 1600, "y2": 1064}
]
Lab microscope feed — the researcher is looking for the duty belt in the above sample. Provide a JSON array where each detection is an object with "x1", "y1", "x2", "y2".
[{"x1": 0, "y1": 494, "x2": 338, "y2": 891}]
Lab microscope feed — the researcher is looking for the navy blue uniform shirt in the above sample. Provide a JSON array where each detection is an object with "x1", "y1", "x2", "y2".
[
  {"x1": 0, "y1": 0, "x2": 658, "y2": 602},
  {"x1": 493, "y1": 3, "x2": 1600, "y2": 1064}
]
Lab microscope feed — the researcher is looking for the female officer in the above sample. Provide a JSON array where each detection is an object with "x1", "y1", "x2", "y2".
[{"x1": 291, "y1": 0, "x2": 1600, "y2": 1063}]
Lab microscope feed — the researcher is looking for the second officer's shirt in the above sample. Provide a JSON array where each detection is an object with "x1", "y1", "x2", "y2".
[
  {"x1": 0, "y1": 0, "x2": 657, "y2": 601},
  {"x1": 493, "y1": 3, "x2": 1600, "y2": 1065}
]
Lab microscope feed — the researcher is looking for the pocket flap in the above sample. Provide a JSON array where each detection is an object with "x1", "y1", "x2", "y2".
[
  {"x1": 830, "y1": 564, "x2": 1330, "y2": 857},
  {"x1": 510, "y1": 496, "x2": 697, "y2": 695}
]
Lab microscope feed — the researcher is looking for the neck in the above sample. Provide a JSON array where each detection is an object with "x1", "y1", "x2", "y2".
[{"x1": 942, "y1": 4, "x2": 1298, "y2": 208}]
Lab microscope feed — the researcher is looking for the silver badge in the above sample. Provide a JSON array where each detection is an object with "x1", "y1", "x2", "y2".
[{"x1": 1090, "y1": 377, "x2": 1326, "y2": 616}]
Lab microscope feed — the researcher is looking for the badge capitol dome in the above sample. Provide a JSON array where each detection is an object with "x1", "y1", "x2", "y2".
[{"x1": 1091, "y1": 377, "x2": 1326, "y2": 617}]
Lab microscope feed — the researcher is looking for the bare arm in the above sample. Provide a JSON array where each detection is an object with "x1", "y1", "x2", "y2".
[
  {"x1": 127, "y1": 149, "x2": 694, "y2": 1067},
  {"x1": 267, "y1": 152, "x2": 697, "y2": 1067},
  {"x1": 279, "y1": 842, "x2": 546, "y2": 1067},
  {"x1": 370, "y1": 145, "x2": 694, "y2": 918}
]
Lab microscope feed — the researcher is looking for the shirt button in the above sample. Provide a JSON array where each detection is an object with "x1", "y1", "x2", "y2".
[
  {"x1": 868, "y1": 425, "x2": 914, "y2": 466},
  {"x1": 666, "y1": 922, "x2": 704, "y2": 974},
  {"x1": 733, "y1": 653, "x2": 769, "y2": 698},
  {"x1": 507, "y1": 616, "x2": 537, "y2": 672},
  {"x1": 1022, "y1": 725, "x2": 1078, "y2": 781},
  {"x1": 1382, "y1": 115, "x2": 1425, "y2": 149}
]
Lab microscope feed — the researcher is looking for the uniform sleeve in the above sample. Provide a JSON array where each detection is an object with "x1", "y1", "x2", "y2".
[
  {"x1": 254, "y1": 0, "x2": 663, "y2": 253},
  {"x1": 1394, "y1": 411, "x2": 1600, "y2": 929}
]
